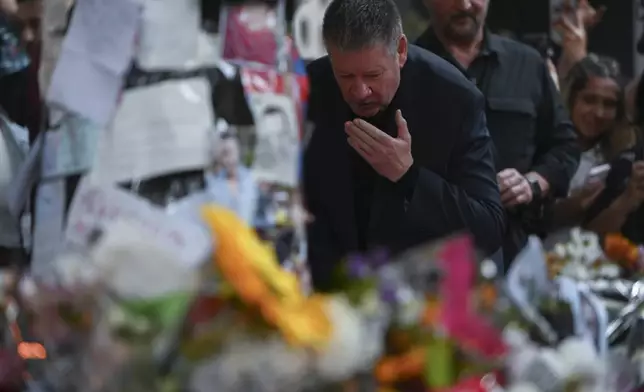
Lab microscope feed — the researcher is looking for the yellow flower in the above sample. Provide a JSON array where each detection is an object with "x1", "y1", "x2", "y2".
[{"x1": 201, "y1": 205, "x2": 332, "y2": 348}]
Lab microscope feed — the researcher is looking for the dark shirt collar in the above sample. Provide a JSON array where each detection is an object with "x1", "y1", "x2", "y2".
[{"x1": 416, "y1": 27, "x2": 505, "y2": 62}]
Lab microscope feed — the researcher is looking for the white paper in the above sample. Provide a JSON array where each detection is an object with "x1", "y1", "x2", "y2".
[
  {"x1": 7, "y1": 134, "x2": 43, "y2": 218},
  {"x1": 292, "y1": 0, "x2": 330, "y2": 60},
  {"x1": 248, "y1": 92, "x2": 299, "y2": 187},
  {"x1": 65, "y1": 178, "x2": 211, "y2": 268},
  {"x1": 6, "y1": 122, "x2": 29, "y2": 156},
  {"x1": 47, "y1": 0, "x2": 141, "y2": 125},
  {"x1": 578, "y1": 287, "x2": 609, "y2": 355},
  {"x1": 91, "y1": 78, "x2": 213, "y2": 184},
  {"x1": 136, "y1": 0, "x2": 201, "y2": 70},
  {"x1": 64, "y1": 0, "x2": 141, "y2": 74},
  {"x1": 555, "y1": 277, "x2": 584, "y2": 336},
  {"x1": 40, "y1": 0, "x2": 73, "y2": 93},
  {"x1": 505, "y1": 236, "x2": 551, "y2": 311},
  {"x1": 31, "y1": 179, "x2": 66, "y2": 275},
  {"x1": 41, "y1": 115, "x2": 101, "y2": 179}
]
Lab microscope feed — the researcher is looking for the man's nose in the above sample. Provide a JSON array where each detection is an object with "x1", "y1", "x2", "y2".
[
  {"x1": 594, "y1": 105, "x2": 608, "y2": 120},
  {"x1": 455, "y1": 0, "x2": 472, "y2": 10},
  {"x1": 350, "y1": 80, "x2": 372, "y2": 100},
  {"x1": 22, "y1": 27, "x2": 34, "y2": 43}
]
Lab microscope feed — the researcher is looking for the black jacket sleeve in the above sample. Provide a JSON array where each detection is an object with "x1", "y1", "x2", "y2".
[
  {"x1": 531, "y1": 60, "x2": 581, "y2": 197},
  {"x1": 405, "y1": 92, "x2": 506, "y2": 255}
]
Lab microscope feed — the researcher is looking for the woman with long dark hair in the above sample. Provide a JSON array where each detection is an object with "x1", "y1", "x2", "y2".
[{"x1": 547, "y1": 54, "x2": 632, "y2": 230}]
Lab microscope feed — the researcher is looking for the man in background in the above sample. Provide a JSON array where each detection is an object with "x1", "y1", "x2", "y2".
[{"x1": 416, "y1": 0, "x2": 579, "y2": 267}]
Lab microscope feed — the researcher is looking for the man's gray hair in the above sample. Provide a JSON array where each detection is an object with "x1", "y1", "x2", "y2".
[{"x1": 322, "y1": 0, "x2": 403, "y2": 54}]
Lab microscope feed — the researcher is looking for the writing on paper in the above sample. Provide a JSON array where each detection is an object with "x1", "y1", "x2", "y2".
[
  {"x1": 66, "y1": 179, "x2": 211, "y2": 268},
  {"x1": 91, "y1": 78, "x2": 213, "y2": 184},
  {"x1": 65, "y1": 0, "x2": 141, "y2": 73}
]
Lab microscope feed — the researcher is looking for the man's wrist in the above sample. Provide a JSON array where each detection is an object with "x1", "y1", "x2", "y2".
[{"x1": 397, "y1": 163, "x2": 419, "y2": 200}]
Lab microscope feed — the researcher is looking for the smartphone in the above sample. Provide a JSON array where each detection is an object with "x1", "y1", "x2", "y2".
[{"x1": 587, "y1": 163, "x2": 611, "y2": 184}]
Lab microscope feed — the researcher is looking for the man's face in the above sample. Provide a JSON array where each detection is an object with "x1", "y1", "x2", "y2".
[
  {"x1": 327, "y1": 36, "x2": 408, "y2": 118},
  {"x1": 17, "y1": 0, "x2": 42, "y2": 45},
  {"x1": 425, "y1": 0, "x2": 488, "y2": 44},
  {"x1": 217, "y1": 137, "x2": 240, "y2": 170}
]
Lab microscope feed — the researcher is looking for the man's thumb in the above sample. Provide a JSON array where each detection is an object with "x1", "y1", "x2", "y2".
[{"x1": 396, "y1": 110, "x2": 410, "y2": 141}]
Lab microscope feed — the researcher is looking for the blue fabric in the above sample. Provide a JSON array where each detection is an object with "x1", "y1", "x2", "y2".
[{"x1": 205, "y1": 166, "x2": 258, "y2": 226}]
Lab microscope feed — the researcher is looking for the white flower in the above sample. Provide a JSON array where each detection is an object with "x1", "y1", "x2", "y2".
[
  {"x1": 557, "y1": 337, "x2": 604, "y2": 382},
  {"x1": 90, "y1": 219, "x2": 198, "y2": 299},
  {"x1": 559, "y1": 261, "x2": 591, "y2": 281},
  {"x1": 593, "y1": 264, "x2": 621, "y2": 279},
  {"x1": 502, "y1": 325, "x2": 531, "y2": 351},
  {"x1": 314, "y1": 295, "x2": 382, "y2": 382},
  {"x1": 190, "y1": 337, "x2": 310, "y2": 392},
  {"x1": 395, "y1": 288, "x2": 424, "y2": 326},
  {"x1": 53, "y1": 252, "x2": 100, "y2": 287}
]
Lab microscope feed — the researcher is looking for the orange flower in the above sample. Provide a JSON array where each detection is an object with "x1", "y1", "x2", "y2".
[
  {"x1": 604, "y1": 233, "x2": 639, "y2": 268},
  {"x1": 201, "y1": 205, "x2": 332, "y2": 348},
  {"x1": 375, "y1": 348, "x2": 426, "y2": 383}
]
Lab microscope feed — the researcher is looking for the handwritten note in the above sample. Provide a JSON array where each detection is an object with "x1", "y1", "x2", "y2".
[
  {"x1": 31, "y1": 179, "x2": 66, "y2": 275},
  {"x1": 65, "y1": 178, "x2": 211, "y2": 268},
  {"x1": 47, "y1": 0, "x2": 141, "y2": 125},
  {"x1": 248, "y1": 92, "x2": 299, "y2": 187},
  {"x1": 64, "y1": 0, "x2": 141, "y2": 74},
  {"x1": 91, "y1": 78, "x2": 213, "y2": 184},
  {"x1": 41, "y1": 115, "x2": 101, "y2": 179},
  {"x1": 136, "y1": 0, "x2": 201, "y2": 70}
]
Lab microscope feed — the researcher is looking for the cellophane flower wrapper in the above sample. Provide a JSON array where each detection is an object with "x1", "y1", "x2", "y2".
[
  {"x1": 20, "y1": 217, "x2": 205, "y2": 391},
  {"x1": 18, "y1": 276, "x2": 104, "y2": 391}
]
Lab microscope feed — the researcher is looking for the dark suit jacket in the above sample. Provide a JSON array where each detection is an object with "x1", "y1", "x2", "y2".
[{"x1": 304, "y1": 45, "x2": 505, "y2": 290}]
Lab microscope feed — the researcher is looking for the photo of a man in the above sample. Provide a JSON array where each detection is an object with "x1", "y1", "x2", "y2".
[
  {"x1": 251, "y1": 96, "x2": 299, "y2": 187},
  {"x1": 205, "y1": 131, "x2": 258, "y2": 225}
]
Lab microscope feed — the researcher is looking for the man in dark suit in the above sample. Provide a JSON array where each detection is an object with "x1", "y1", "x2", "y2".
[{"x1": 304, "y1": 0, "x2": 505, "y2": 290}]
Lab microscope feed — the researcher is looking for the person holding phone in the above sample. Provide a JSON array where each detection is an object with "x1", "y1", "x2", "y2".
[
  {"x1": 546, "y1": 55, "x2": 631, "y2": 233},
  {"x1": 581, "y1": 71, "x2": 644, "y2": 243}
]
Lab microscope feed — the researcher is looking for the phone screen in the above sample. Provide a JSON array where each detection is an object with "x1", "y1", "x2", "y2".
[{"x1": 587, "y1": 163, "x2": 611, "y2": 184}]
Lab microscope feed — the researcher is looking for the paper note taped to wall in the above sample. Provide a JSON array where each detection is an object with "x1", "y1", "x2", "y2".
[
  {"x1": 136, "y1": 0, "x2": 201, "y2": 70},
  {"x1": 66, "y1": 178, "x2": 211, "y2": 268},
  {"x1": 47, "y1": 0, "x2": 141, "y2": 125},
  {"x1": 91, "y1": 77, "x2": 213, "y2": 184},
  {"x1": 92, "y1": 78, "x2": 214, "y2": 183}
]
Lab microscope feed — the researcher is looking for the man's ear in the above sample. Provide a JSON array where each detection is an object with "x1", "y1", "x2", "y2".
[{"x1": 397, "y1": 34, "x2": 408, "y2": 68}]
